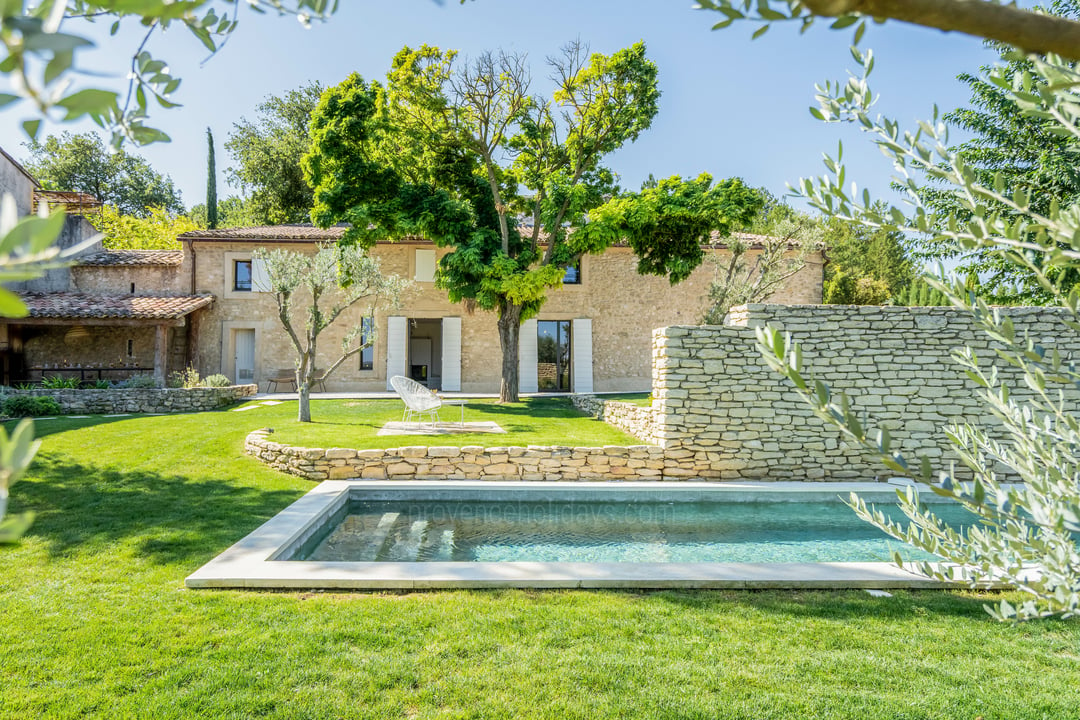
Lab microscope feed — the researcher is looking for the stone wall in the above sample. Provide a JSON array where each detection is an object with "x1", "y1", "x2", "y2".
[
  {"x1": 245, "y1": 429, "x2": 709, "y2": 481},
  {"x1": 4, "y1": 384, "x2": 256, "y2": 414},
  {"x1": 570, "y1": 394, "x2": 660, "y2": 444},
  {"x1": 653, "y1": 304, "x2": 1080, "y2": 481},
  {"x1": 191, "y1": 239, "x2": 824, "y2": 393}
]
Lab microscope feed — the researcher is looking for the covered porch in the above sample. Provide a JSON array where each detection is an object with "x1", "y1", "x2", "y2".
[{"x1": 1, "y1": 292, "x2": 214, "y2": 386}]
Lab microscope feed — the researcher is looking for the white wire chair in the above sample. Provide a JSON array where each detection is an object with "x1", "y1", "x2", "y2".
[{"x1": 390, "y1": 375, "x2": 442, "y2": 428}]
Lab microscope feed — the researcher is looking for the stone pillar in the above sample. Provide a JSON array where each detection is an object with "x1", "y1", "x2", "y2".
[{"x1": 153, "y1": 324, "x2": 168, "y2": 386}]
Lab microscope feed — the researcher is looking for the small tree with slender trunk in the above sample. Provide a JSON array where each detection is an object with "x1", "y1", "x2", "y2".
[
  {"x1": 253, "y1": 244, "x2": 408, "y2": 422},
  {"x1": 700, "y1": 218, "x2": 820, "y2": 324}
]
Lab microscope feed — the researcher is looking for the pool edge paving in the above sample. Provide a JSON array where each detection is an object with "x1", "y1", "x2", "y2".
[{"x1": 185, "y1": 480, "x2": 970, "y2": 590}]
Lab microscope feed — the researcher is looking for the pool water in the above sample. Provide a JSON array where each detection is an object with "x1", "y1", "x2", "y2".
[{"x1": 294, "y1": 499, "x2": 974, "y2": 564}]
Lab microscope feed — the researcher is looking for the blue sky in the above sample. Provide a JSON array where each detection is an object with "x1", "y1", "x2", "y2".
[{"x1": 1, "y1": 1, "x2": 999, "y2": 215}]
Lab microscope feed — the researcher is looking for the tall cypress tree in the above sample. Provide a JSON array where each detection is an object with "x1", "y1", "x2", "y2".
[{"x1": 206, "y1": 127, "x2": 219, "y2": 230}]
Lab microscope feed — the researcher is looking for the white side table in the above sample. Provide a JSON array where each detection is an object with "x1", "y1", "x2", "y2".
[{"x1": 440, "y1": 398, "x2": 467, "y2": 428}]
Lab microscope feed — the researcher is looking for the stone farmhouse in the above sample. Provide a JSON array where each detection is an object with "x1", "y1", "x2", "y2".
[
  {"x1": 1, "y1": 146, "x2": 824, "y2": 392},
  {"x1": 2, "y1": 224, "x2": 823, "y2": 393}
]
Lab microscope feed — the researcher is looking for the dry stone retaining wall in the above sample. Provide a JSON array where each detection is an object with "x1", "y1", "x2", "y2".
[
  {"x1": 4, "y1": 385, "x2": 256, "y2": 414},
  {"x1": 245, "y1": 429, "x2": 710, "y2": 481},
  {"x1": 570, "y1": 394, "x2": 660, "y2": 444},
  {"x1": 654, "y1": 304, "x2": 1080, "y2": 481}
]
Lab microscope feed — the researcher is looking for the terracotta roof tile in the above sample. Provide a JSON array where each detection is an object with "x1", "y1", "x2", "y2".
[
  {"x1": 79, "y1": 249, "x2": 184, "y2": 267},
  {"x1": 19, "y1": 293, "x2": 213, "y2": 321},
  {"x1": 180, "y1": 224, "x2": 813, "y2": 251},
  {"x1": 181, "y1": 224, "x2": 347, "y2": 241}
]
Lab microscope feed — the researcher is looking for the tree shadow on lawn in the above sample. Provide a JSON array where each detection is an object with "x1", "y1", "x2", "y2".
[{"x1": 13, "y1": 454, "x2": 300, "y2": 567}]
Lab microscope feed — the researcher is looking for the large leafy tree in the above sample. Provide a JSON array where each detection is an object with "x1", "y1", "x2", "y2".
[
  {"x1": 821, "y1": 212, "x2": 914, "y2": 304},
  {"x1": 88, "y1": 206, "x2": 200, "y2": 250},
  {"x1": 225, "y1": 82, "x2": 324, "y2": 225},
  {"x1": 305, "y1": 42, "x2": 761, "y2": 401},
  {"x1": 23, "y1": 132, "x2": 184, "y2": 216}
]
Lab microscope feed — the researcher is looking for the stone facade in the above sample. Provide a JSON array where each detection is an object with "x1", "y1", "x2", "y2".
[
  {"x1": 653, "y1": 304, "x2": 1080, "y2": 481},
  {"x1": 245, "y1": 429, "x2": 707, "y2": 481},
  {"x1": 4, "y1": 384, "x2": 256, "y2": 414},
  {"x1": 189, "y1": 234, "x2": 824, "y2": 393},
  {"x1": 570, "y1": 394, "x2": 660, "y2": 444}
]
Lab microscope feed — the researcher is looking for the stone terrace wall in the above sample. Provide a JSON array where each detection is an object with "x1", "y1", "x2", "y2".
[
  {"x1": 654, "y1": 304, "x2": 1080, "y2": 481},
  {"x1": 245, "y1": 430, "x2": 709, "y2": 481},
  {"x1": 4, "y1": 385, "x2": 256, "y2": 414},
  {"x1": 570, "y1": 394, "x2": 660, "y2": 444}
]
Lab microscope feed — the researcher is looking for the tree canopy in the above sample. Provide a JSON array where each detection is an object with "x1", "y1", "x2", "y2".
[
  {"x1": 88, "y1": 206, "x2": 199, "y2": 250},
  {"x1": 225, "y1": 82, "x2": 325, "y2": 225},
  {"x1": 305, "y1": 42, "x2": 761, "y2": 401},
  {"x1": 913, "y1": 1, "x2": 1080, "y2": 302},
  {"x1": 23, "y1": 132, "x2": 184, "y2": 216}
]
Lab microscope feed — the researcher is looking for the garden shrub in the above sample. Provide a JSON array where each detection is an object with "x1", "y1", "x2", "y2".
[
  {"x1": 202, "y1": 374, "x2": 231, "y2": 387},
  {"x1": 39, "y1": 375, "x2": 80, "y2": 389},
  {"x1": 2, "y1": 396, "x2": 62, "y2": 417},
  {"x1": 115, "y1": 374, "x2": 159, "y2": 389}
]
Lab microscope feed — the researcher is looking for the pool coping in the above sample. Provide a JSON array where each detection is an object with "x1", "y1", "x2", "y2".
[{"x1": 185, "y1": 480, "x2": 967, "y2": 590}]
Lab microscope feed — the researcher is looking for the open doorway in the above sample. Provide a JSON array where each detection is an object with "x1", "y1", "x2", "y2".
[{"x1": 408, "y1": 319, "x2": 442, "y2": 389}]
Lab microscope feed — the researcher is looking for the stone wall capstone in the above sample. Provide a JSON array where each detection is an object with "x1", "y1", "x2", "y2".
[
  {"x1": 654, "y1": 304, "x2": 1080, "y2": 481},
  {"x1": 3, "y1": 385, "x2": 256, "y2": 414}
]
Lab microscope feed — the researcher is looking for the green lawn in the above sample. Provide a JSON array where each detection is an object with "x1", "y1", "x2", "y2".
[
  {"x1": 1, "y1": 405, "x2": 1079, "y2": 718},
  {"x1": 254, "y1": 396, "x2": 641, "y2": 448},
  {"x1": 596, "y1": 392, "x2": 652, "y2": 407}
]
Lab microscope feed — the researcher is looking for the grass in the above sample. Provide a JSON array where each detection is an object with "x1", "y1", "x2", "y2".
[
  {"x1": 256, "y1": 396, "x2": 641, "y2": 449},
  {"x1": 0, "y1": 404, "x2": 1078, "y2": 718},
  {"x1": 596, "y1": 392, "x2": 652, "y2": 407}
]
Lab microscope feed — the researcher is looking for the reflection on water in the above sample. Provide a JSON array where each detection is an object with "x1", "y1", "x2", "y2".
[{"x1": 296, "y1": 499, "x2": 976, "y2": 564}]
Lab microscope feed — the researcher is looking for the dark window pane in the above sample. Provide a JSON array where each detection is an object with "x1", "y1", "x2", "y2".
[
  {"x1": 537, "y1": 320, "x2": 572, "y2": 391},
  {"x1": 234, "y1": 260, "x2": 252, "y2": 291},
  {"x1": 360, "y1": 317, "x2": 374, "y2": 370}
]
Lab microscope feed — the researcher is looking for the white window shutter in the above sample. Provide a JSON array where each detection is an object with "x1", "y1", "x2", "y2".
[
  {"x1": 414, "y1": 249, "x2": 436, "y2": 282},
  {"x1": 571, "y1": 318, "x2": 593, "y2": 394},
  {"x1": 441, "y1": 317, "x2": 462, "y2": 391},
  {"x1": 519, "y1": 318, "x2": 538, "y2": 393},
  {"x1": 386, "y1": 316, "x2": 408, "y2": 390},
  {"x1": 251, "y1": 257, "x2": 271, "y2": 292}
]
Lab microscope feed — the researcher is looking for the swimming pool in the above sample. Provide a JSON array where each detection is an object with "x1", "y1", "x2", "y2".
[{"x1": 186, "y1": 481, "x2": 968, "y2": 589}]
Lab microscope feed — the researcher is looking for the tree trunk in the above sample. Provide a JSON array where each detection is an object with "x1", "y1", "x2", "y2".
[
  {"x1": 297, "y1": 350, "x2": 312, "y2": 423},
  {"x1": 297, "y1": 381, "x2": 311, "y2": 423},
  {"x1": 497, "y1": 300, "x2": 523, "y2": 403}
]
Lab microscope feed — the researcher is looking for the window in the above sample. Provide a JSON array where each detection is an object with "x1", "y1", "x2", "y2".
[
  {"x1": 126, "y1": 338, "x2": 134, "y2": 358},
  {"x1": 359, "y1": 317, "x2": 374, "y2": 371},
  {"x1": 537, "y1": 320, "x2": 572, "y2": 391},
  {"x1": 562, "y1": 260, "x2": 581, "y2": 284},
  {"x1": 414, "y1": 249, "x2": 436, "y2": 282},
  {"x1": 234, "y1": 260, "x2": 252, "y2": 291}
]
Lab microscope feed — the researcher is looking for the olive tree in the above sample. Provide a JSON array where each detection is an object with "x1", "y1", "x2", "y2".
[
  {"x1": 253, "y1": 244, "x2": 407, "y2": 423},
  {"x1": 752, "y1": 43, "x2": 1080, "y2": 620},
  {"x1": 700, "y1": 217, "x2": 820, "y2": 324}
]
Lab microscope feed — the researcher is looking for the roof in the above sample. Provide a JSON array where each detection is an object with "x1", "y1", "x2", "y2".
[
  {"x1": 33, "y1": 189, "x2": 101, "y2": 214},
  {"x1": 182, "y1": 224, "x2": 347, "y2": 241},
  {"x1": 79, "y1": 249, "x2": 184, "y2": 267},
  {"x1": 0, "y1": 145, "x2": 39, "y2": 187},
  {"x1": 18, "y1": 293, "x2": 213, "y2": 321},
  {"x1": 179, "y1": 225, "x2": 811, "y2": 251}
]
